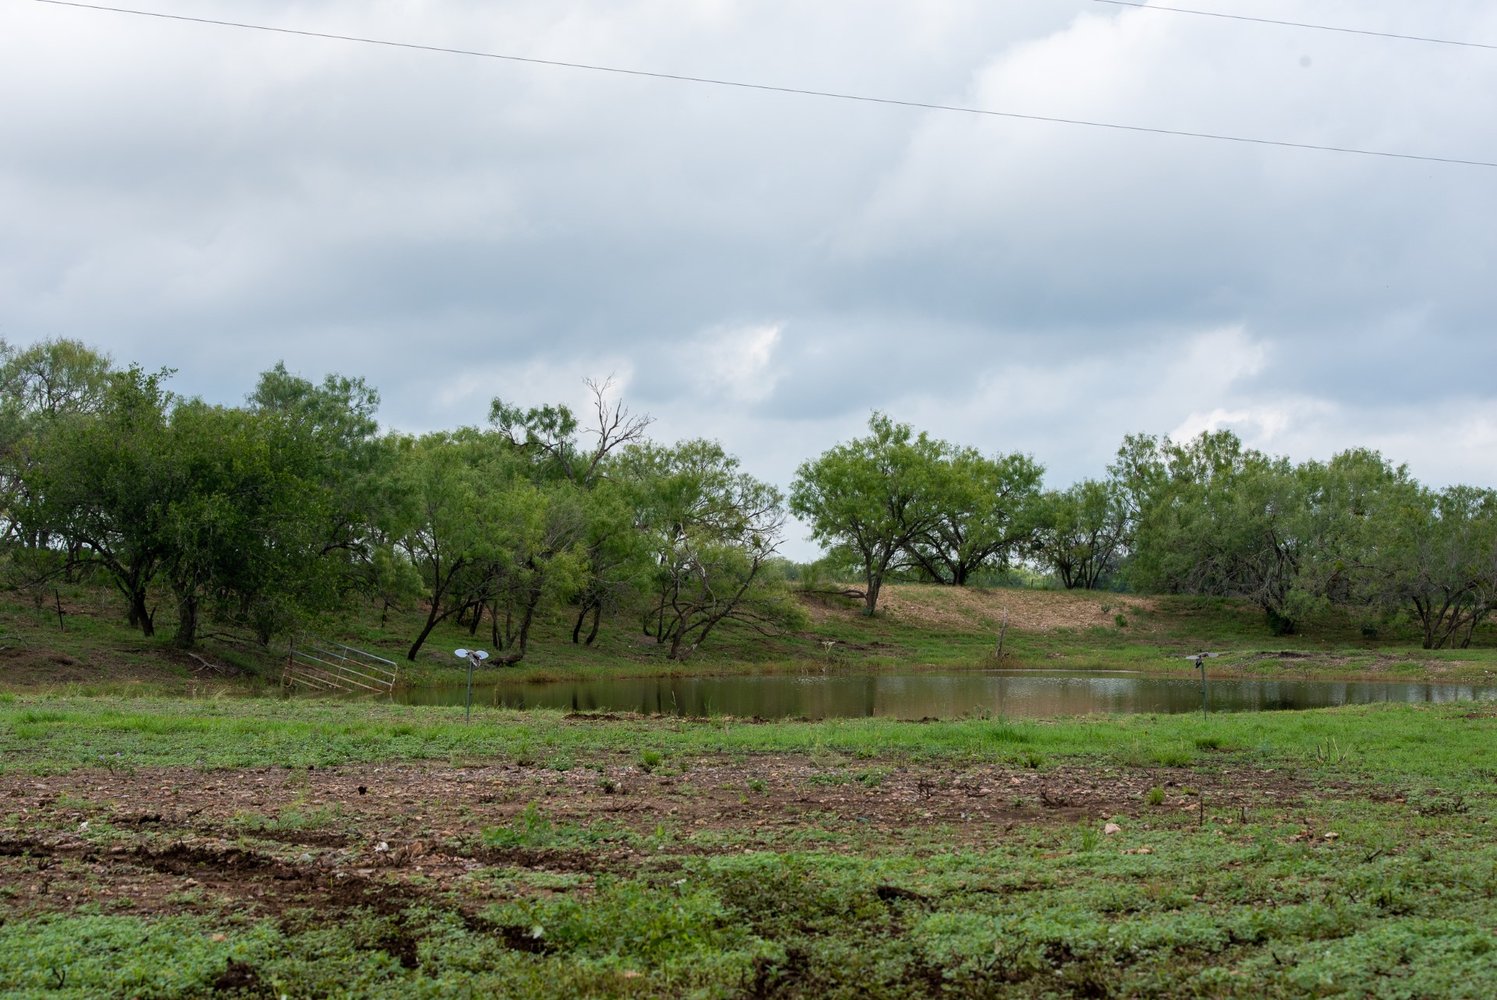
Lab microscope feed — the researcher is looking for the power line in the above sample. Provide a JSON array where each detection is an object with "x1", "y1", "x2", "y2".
[
  {"x1": 1090, "y1": 1, "x2": 1497, "y2": 51},
  {"x1": 25, "y1": 0, "x2": 1497, "y2": 170}
]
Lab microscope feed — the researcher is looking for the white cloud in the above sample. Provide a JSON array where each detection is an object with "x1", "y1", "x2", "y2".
[
  {"x1": 2, "y1": 0, "x2": 1496, "y2": 561},
  {"x1": 688, "y1": 322, "x2": 783, "y2": 404}
]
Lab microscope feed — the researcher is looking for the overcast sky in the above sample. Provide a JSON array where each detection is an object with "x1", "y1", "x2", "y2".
[{"x1": 4, "y1": 0, "x2": 1496, "y2": 559}]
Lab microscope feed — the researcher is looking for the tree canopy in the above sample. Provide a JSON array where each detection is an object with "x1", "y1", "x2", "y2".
[{"x1": 4, "y1": 339, "x2": 1496, "y2": 652}]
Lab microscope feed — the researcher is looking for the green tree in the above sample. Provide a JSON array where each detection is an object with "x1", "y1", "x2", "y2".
[
  {"x1": 904, "y1": 448, "x2": 1044, "y2": 585},
  {"x1": 156, "y1": 402, "x2": 278, "y2": 646},
  {"x1": 1372, "y1": 483, "x2": 1497, "y2": 649},
  {"x1": 624, "y1": 439, "x2": 798, "y2": 660},
  {"x1": 479, "y1": 478, "x2": 590, "y2": 664},
  {"x1": 1031, "y1": 479, "x2": 1128, "y2": 590},
  {"x1": 153, "y1": 399, "x2": 364, "y2": 648},
  {"x1": 491, "y1": 378, "x2": 653, "y2": 648},
  {"x1": 27, "y1": 365, "x2": 175, "y2": 634},
  {"x1": 1286, "y1": 448, "x2": 1411, "y2": 620},
  {"x1": 1112, "y1": 430, "x2": 1313, "y2": 631},
  {"x1": 245, "y1": 363, "x2": 396, "y2": 617},
  {"x1": 0, "y1": 338, "x2": 113, "y2": 551},
  {"x1": 568, "y1": 478, "x2": 654, "y2": 645},
  {"x1": 388, "y1": 430, "x2": 510, "y2": 661},
  {"x1": 790, "y1": 413, "x2": 949, "y2": 615},
  {"x1": 247, "y1": 363, "x2": 387, "y2": 540}
]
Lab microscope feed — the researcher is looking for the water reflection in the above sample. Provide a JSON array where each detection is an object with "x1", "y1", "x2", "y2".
[{"x1": 393, "y1": 670, "x2": 1497, "y2": 720}]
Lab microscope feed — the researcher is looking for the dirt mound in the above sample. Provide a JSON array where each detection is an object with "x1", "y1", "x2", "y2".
[{"x1": 804, "y1": 584, "x2": 1156, "y2": 634}]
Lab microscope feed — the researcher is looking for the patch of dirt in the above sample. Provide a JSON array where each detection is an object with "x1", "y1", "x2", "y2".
[
  {"x1": 210, "y1": 957, "x2": 262, "y2": 992},
  {"x1": 0, "y1": 752, "x2": 1329, "y2": 925},
  {"x1": 0, "y1": 643, "x2": 192, "y2": 687},
  {"x1": 801, "y1": 584, "x2": 1158, "y2": 634}
]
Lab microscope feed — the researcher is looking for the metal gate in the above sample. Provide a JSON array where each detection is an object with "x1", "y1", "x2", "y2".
[{"x1": 282, "y1": 638, "x2": 399, "y2": 695}]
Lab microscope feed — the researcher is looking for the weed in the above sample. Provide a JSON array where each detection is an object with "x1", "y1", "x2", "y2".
[
  {"x1": 1152, "y1": 744, "x2": 1195, "y2": 767},
  {"x1": 232, "y1": 806, "x2": 340, "y2": 834},
  {"x1": 1314, "y1": 738, "x2": 1351, "y2": 766},
  {"x1": 481, "y1": 803, "x2": 635, "y2": 850},
  {"x1": 1412, "y1": 792, "x2": 1470, "y2": 816}
]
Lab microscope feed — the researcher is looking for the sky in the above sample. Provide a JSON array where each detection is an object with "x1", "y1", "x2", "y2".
[{"x1": 4, "y1": 0, "x2": 1496, "y2": 560}]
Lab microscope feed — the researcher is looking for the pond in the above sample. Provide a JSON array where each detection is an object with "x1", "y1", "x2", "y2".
[{"x1": 393, "y1": 669, "x2": 1497, "y2": 720}]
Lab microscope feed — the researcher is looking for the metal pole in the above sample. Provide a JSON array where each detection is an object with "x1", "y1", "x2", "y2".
[
  {"x1": 466, "y1": 653, "x2": 475, "y2": 722},
  {"x1": 1195, "y1": 655, "x2": 1207, "y2": 718},
  {"x1": 455, "y1": 649, "x2": 489, "y2": 722}
]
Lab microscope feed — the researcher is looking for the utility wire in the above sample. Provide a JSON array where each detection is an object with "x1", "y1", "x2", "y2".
[
  {"x1": 25, "y1": 0, "x2": 1497, "y2": 170},
  {"x1": 1090, "y1": 0, "x2": 1497, "y2": 51}
]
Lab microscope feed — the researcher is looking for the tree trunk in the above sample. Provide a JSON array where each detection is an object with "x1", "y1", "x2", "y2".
[
  {"x1": 128, "y1": 587, "x2": 155, "y2": 637},
  {"x1": 572, "y1": 596, "x2": 600, "y2": 644},
  {"x1": 583, "y1": 603, "x2": 602, "y2": 646},
  {"x1": 516, "y1": 587, "x2": 542, "y2": 657},
  {"x1": 406, "y1": 604, "x2": 452, "y2": 661},
  {"x1": 172, "y1": 595, "x2": 198, "y2": 649}
]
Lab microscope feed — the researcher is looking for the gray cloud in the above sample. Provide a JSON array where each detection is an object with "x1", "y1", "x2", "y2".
[{"x1": 4, "y1": 1, "x2": 1496, "y2": 560}]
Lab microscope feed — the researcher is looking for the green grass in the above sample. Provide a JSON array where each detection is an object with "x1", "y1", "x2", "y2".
[
  {"x1": 5, "y1": 573, "x2": 1496, "y2": 998},
  {"x1": 2, "y1": 695, "x2": 1493, "y2": 789},
  {"x1": 1, "y1": 694, "x2": 1494, "y2": 997}
]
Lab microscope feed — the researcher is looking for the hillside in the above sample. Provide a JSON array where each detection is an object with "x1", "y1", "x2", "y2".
[{"x1": 5, "y1": 577, "x2": 1496, "y2": 695}]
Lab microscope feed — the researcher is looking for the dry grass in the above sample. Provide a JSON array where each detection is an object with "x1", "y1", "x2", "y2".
[{"x1": 804, "y1": 583, "x2": 1158, "y2": 634}]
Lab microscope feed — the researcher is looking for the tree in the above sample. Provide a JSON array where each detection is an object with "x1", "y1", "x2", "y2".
[
  {"x1": 155, "y1": 402, "x2": 276, "y2": 647},
  {"x1": 790, "y1": 414, "x2": 949, "y2": 615},
  {"x1": 1280, "y1": 448, "x2": 1409, "y2": 620},
  {"x1": 491, "y1": 377, "x2": 653, "y2": 648},
  {"x1": 904, "y1": 448, "x2": 1044, "y2": 585},
  {"x1": 0, "y1": 338, "x2": 113, "y2": 550},
  {"x1": 26, "y1": 365, "x2": 175, "y2": 634},
  {"x1": 491, "y1": 377, "x2": 651, "y2": 487},
  {"x1": 479, "y1": 478, "x2": 589, "y2": 664},
  {"x1": 153, "y1": 399, "x2": 360, "y2": 648},
  {"x1": 1111, "y1": 430, "x2": 1313, "y2": 631},
  {"x1": 1031, "y1": 479, "x2": 1128, "y2": 590},
  {"x1": 568, "y1": 478, "x2": 654, "y2": 645},
  {"x1": 245, "y1": 363, "x2": 395, "y2": 614},
  {"x1": 388, "y1": 430, "x2": 511, "y2": 661},
  {"x1": 624, "y1": 439, "x2": 798, "y2": 660},
  {"x1": 1371, "y1": 484, "x2": 1497, "y2": 649}
]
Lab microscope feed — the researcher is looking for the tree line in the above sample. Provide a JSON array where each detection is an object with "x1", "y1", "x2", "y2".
[
  {"x1": 794, "y1": 416, "x2": 1497, "y2": 649},
  {"x1": 4, "y1": 339, "x2": 1495, "y2": 654},
  {"x1": 0, "y1": 340, "x2": 795, "y2": 661}
]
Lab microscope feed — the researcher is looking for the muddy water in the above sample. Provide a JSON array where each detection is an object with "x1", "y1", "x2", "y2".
[{"x1": 393, "y1": 670, "x2": 1497, "y2": 720}]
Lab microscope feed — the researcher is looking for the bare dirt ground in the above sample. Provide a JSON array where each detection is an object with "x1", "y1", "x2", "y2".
[
  {"x1": 877, "y1": 586, "x2": 1159, "y2": 633},
  {"x1": 799, "y1": 584, "x2": 1160, "y2": 634},
  {"x1": 1, "y1": 751, "x2": 1328, "y2": 928}
]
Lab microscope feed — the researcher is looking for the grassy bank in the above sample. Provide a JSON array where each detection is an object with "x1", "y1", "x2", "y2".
[
  {"x1": 2, "y1": 695, "x2": 1494, "y2": 997},
  {"x1": 6, "y1": 580, "x2": 1497, "y2": 697}
]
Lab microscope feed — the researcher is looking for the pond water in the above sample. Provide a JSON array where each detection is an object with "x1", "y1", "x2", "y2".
[{"x1": 393, "y1": 670, "x2": 1497, "y2": 720}]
